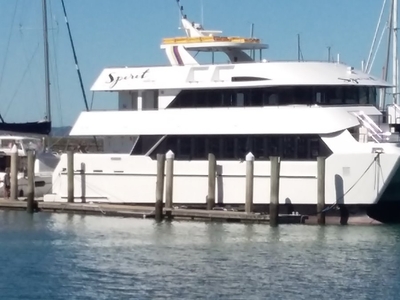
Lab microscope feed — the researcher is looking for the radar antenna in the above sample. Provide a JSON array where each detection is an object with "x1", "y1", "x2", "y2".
[{"x1": 175, "y1": 0, "x2": 187, "y2": 29}]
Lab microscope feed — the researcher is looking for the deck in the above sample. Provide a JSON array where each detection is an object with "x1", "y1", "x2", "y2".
[{"x1": 0, "y1": 199, "x2": 305, "y2": 224}]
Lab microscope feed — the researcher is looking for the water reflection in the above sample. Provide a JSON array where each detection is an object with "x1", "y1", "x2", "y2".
[{"x1": 0, "y1": 211, "x2": 399, "y2": 299}]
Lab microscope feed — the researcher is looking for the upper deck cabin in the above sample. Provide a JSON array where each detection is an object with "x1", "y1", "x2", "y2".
[
  {"x1": 86, "y1": 13, "x2": 392, "y2": 135},
  {"x1": 161, "y1": 0, "x2": 271, "y2": 63},
  {"x1": 160, "y1": 17, "x2": 269, "y2": 65}
]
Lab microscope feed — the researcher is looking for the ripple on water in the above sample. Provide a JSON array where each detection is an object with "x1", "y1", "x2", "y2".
[{"x1": 0, "y1": 212, "x2": 399, "y2": 299}]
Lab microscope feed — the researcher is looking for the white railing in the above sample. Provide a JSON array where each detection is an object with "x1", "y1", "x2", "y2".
[
  {"x1": 387, "y1": 103, "x2": 400, "y2": 124},
  {"x1": 352, "y1": 111, "x2": 383, "y2": 143}
]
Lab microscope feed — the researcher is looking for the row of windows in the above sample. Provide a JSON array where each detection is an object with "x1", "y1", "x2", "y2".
[
  {"x1": 168, "y1": 86, "x2": 377, "y2": 108},
  {"x1": 132, "y1": 135, "x2": 332, "y2": 161}
]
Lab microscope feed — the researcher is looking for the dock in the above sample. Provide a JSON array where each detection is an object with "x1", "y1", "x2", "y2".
[{"x1": 0, "y1": 199, "x2": 306, "y2": 224}]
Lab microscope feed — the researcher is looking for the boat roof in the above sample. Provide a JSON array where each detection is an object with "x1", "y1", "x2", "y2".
[
  {"x1": 70, "y1": 106, "x2": 360, "y2": 136},
  {"x1": 161, "y1": 36, "x2": 269, "y2": 51},
  {"x1": 91, "y1": 61, "x2": 391, "y2": 92}
]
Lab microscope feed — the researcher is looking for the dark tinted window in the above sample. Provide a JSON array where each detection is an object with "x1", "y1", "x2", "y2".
[
  {"x1": 168, "y1": 86, "x2": 377, "y2": 108},
  {"x1": 133, "y1": 134, "x2": 332, "y2": 161}
]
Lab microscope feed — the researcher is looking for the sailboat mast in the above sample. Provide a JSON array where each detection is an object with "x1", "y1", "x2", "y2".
[
  {"x1": 297, "y1": 34, "x2": 300, "y2": 62},
  {"x1": 393, "y1": 0, "x2": 398, "y2": 104},
  {"x1": 42, "y1": 0, "x2": 51, "y2": 123},
  {"x1": 382, "y1": 0, "x2": 394, "y2": 109}
]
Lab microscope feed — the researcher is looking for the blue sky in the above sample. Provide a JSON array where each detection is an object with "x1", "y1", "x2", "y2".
[{"x1": 0, "y1": 0, "x2": 391, "y2": 126}]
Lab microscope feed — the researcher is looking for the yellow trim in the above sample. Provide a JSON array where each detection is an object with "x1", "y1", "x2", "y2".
[{"x1": 162, "y1": 36, "x2": 260, "y2": 45}]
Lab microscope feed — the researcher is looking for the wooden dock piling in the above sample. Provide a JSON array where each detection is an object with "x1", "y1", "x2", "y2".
[
  {"x1": 67, "y1": 151, "x2": 74, "y2": 203},
  {"x1": 80, "y1": 162, "x2": 86, "y2": 203},
  {"x1": 155, "y1": 153, "x2": 166, "y2": 222},
  {"x1": 10, "y1": 145, "x2": 18, "y2": 200},
  {"x1": 26, "y1": 150, "x2": 35, "y2": 214},
  {"x1": 207, "y1": 153, "x2": 216, "y2": 210},
  {"x1": 317, "y1": 156, "x2": 326, "y2": 225},
  {"x1": 245, "y1": 152, "x2": 254, "y2": 214},
  {"x1": 269, "y1": 156, "x2": 281, "y2": 227},
  {"x1": 165, "y1": 150, "x2": 174, "y2": 219}
]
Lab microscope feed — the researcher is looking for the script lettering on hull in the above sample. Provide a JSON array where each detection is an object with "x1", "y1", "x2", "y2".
[{"x1": 106, "y1": 69, "x2": 150, "y2": 88}]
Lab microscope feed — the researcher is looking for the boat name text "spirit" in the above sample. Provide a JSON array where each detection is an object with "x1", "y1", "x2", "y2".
[{"x1": 106, "y1": 69, "x2": 150, "y2": 88}]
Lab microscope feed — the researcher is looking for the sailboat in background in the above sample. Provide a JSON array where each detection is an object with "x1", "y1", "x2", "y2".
[
  {"x1": 0, "y1": 0, "x2": 51, "y2": 135},
  {"x1": 364, "y1": 0, "x2": 398, "y2": 109},
  {"x1": 0, "y1": 119, "x2": 51, "y2": 135},
  {"x1": 362, "y1": 0, "x2": 400, "y2": 136}
]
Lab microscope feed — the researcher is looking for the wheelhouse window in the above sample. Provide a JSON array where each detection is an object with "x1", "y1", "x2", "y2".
[
  {"x1": 168, "y1": 86, "x2": 378, "y2": 108},
  {"x1": 132, "y1": 134, "x2": 332, "y2": 161}
]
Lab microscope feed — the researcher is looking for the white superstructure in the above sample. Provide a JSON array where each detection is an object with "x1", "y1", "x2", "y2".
[{"x1": 45, "y1": 10, "x2": 400, "y2": 223}]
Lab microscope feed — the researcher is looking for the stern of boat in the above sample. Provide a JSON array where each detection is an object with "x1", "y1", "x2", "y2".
[{"x1": 367, "y1": 155, "x2": 400, "y2": 223}]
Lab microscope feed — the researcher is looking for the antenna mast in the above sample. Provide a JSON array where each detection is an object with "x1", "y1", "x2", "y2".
[
  {"x1": 365, "y1": 0, "x2": 387, "y2": 72},
  {"x1": 176, "y1": 0, "x2": 186, "y2": 29},
  {"x1": 381, "y1": 0, "x2": 394, "y2": 109},
  {"x1": 393, "y1": 0, "x2": 398, "y2": 104},
  {"x1": 250, "y1": 23, "x2": 255, "y2": 60},
  {"x1": 42, "y1": 0, "x2": 51, "y2": 123},
  {"x1": 176, "y1": 0, "x2": 185, "y2": 18},
  {"x1": 297, "y1": 34, "x2": 301, "y2": 62},
  {"x1": 327, "y1": 46, "x2": 331, "y2": 62},
  {"x1": 201, "y1": 0, "x2": 204, "y2": 26},
  {"x1": 296, "y1": 34, "x2": 304, "y2": 61}
]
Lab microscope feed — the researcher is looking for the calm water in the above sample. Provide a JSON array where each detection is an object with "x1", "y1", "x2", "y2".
[{"x1": 0, "y1": 212, "x2": 399, "y2": 300}]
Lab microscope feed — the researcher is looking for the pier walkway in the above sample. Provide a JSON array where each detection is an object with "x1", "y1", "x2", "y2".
[{"x1": 0, "y1": 199, "x2": 305, "y2": 224}]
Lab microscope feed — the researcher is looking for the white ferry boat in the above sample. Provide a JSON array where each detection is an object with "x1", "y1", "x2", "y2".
[{"x1": 44, "y1": 10, "x2": 400, "y2": 224}]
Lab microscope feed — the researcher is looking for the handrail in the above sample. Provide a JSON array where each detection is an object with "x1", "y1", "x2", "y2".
[
  {"x1": 162, "y1": 36, "x2": 261, "y2": 45},
  {"x1": 369, "y1": 134, "x2": 380, "y2": 143},
  {"x1": 353, "y1": 111, "x2": 383, "y2": 143},
  {"x1": 385, "y1": 104, "x2": 400, "y2": 125},
  {"x1": 102, "y1": 60, "x2": 348, "y2": 69},
  {"x1": 360, "y1": 117, "x2": 380, "y2": 137},
  {"x1": 393, "y1": 103, "x2": 400, "y2": 112},
  {"x1": 358, "y1": 111, "x2": 383, "y2": 133}
]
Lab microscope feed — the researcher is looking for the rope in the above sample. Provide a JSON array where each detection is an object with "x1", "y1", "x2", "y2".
[
  {"x1": 60, "y1": 0, "x2": 99, "y2": 151},
  {"x1": 3, "y1": 43, "x2": 40, "y2": 118},
  {"x1": 73, "y1": 176, "x2": 128, "y2": 204},
  {"x1": 48, "y1": 0, "x2": 64, "y2": 127},
  {"x1": 90, "y1": 92, "x2": 95, "y2": 110},
  {"x1": 365, "y1": 0, "x2": 387, "y2": 72},
  {"x1": 47, "y1": 136, "x2": 66, "y2": 150},
  {"x1": 0, "y1": 0, "x2": 19, "y2": 103},
  {"x1": 310, "y1": 153, "x2": 382, "y2": 216}
]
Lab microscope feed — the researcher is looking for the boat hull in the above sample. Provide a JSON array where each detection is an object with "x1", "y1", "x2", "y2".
[
  {"x1": 0, "y1": 174, "x2": 53, "y2": 198},
  {"x1": 44, "y1": 152, "x2": 400, "y2": 223},
  {"x1": 0, "y1": 121, "x2": 51, "y2": 135}
]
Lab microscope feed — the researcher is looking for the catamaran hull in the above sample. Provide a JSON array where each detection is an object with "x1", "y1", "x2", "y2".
[{"x1": 44, "y1": 152, "x2": 400, "y2": 223}]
